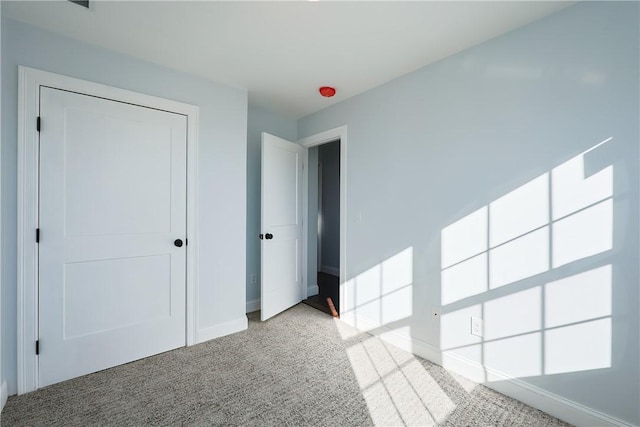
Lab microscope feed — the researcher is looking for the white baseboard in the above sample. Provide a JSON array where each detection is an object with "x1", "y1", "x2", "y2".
[
  {"x1": 442, "y1": 351, "x2": 631, "y2": 427},
  {"x1": 307, "y1": 284, "x2": 319, "y2": 297},
  {"x1": 320, "y1": 265, "x2": 339, "y2": 276},
  {"x1": 488, "y1": 371, "x2": 631, "y2": 427},
  {"x1": 197, "y1": 316, "x2": 248, "y2": 344},
  {"x1": 1, "y1": 380, "x2": 7, "y2": 412},
  {"x1": 340, "y1": 312, "x2": 629, "y2": 427},
  {"x1": 246, "y1": 299, "x2": 260, "y2": 313}
]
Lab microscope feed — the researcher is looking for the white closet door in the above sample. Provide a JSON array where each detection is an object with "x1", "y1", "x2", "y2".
[{"x1": 38, "y1": 87, "x2": 187, "y2": 387}]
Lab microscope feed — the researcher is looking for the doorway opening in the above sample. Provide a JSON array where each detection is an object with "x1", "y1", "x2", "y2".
[{"x1": 303, "y1": 139, "x2": 340, "y2": 317}]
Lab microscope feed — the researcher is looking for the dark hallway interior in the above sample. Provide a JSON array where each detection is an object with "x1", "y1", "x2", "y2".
[{"x1": 303, "y1": 272, "x2": 339, "y2": 316}]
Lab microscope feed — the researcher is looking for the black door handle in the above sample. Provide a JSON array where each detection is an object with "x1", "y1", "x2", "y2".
[
  {"x1": 174, "y1": 239, "x2": 183, "y2": 247},
  {"x1": 265, "y1": 233, "x2": 273, "y2": 240},
  {"x1": 259, "y1": 234, "x2": 264, "y2": 240}
]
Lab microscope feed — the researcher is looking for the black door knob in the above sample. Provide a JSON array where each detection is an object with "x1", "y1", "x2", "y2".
[
  {"x1": 174, "y1": 239, "x2": 183, "y2": 247},
  {"x1": 265, "y1": 233, "x2": 274, "y2": 240}
]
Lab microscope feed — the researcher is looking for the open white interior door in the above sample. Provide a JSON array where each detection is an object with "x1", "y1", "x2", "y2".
[{"x1": 260, "y1": 133, "x2": 305, "y2": 321}]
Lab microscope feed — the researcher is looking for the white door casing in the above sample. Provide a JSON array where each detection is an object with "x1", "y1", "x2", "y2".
[
  {"x1": 260, "y1": 133, "x2": 305, "y2": 321},
  {"x1": 38, "y1": 87, "x2": 187, "y2": 387},
  {"x1": 299, "y1": 126, "x2": 348, "y2": 304},
  {"x1": 18, "y1": 66, "x2": 199, "y2": 394}
]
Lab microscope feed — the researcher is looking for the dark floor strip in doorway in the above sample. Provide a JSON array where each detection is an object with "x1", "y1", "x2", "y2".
[{"x1": 302, "y1": 272, "x2": 339, "y2": 317}]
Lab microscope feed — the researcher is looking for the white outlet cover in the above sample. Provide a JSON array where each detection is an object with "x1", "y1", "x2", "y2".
[{"x1": 471, "y1": 316, "x2": 484, "y2": 337}]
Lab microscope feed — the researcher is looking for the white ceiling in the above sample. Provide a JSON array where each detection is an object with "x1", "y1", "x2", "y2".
[{"x1": 4, "y1": 1, "x2": 574, "y2": 119}]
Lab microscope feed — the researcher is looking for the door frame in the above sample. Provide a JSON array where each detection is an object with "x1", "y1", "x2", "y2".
[
  {"x1": 17, "y1": 66, "x2": 200, "y2": 394},
  {"x1": 299, "y1": 126, "x2": 347, "y2": 313},
  {"x1": 317, "y1": 159, "x2": 323, "y2": 270}
]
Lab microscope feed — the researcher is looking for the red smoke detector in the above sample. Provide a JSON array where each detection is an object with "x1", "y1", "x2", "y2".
[{"x1": 319, "y1": 86, "x2": 336, "y2": 97}]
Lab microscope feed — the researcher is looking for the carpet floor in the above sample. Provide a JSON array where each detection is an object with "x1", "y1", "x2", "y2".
[{"x1": 2, "y1": 304, "x2": 572, "y2": 426}]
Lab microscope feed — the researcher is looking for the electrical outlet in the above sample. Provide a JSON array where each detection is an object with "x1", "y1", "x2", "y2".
[
  {"x1": 471, "y1": 316, "x2": 483, "y2": 337},
  {"x1": 250, "y1": 274, "x2": 257, "y2": 285}
]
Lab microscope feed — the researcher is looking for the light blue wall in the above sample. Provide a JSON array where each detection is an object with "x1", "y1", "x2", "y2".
[
  {"x1": 246, "y1": 105, "x2": 297, "y2": 307},
  {"x1": 299, "y1": 2, "x2": 639, "y2": 424},
  {"x1": 2, "y1": 18, "x2": 248, "y2": 394},
  {"x1": 319, "y1": 141, "x2": 340, "y2": 271}
]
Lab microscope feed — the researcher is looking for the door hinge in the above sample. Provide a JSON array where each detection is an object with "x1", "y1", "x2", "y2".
[
  {"x1": 35, "y1": 340, "x2": 40, "y2": 355},
  {"x1": 36, "y1": 228, "x2": 40, "y2": 243},
  {"x1": 37, "y1": 117, "x2": 41, "y2": 132}
]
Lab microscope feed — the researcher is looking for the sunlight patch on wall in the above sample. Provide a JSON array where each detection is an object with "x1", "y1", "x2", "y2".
[
  {"x1": 545, "y1": 318, "x2": 611, "y2": 375},
  {"x1": 489, "y1": 173, "x2": 549, "y2": 247},
  {"x1": 441, "y1": 305, "x2": 482, "y2": 351},
  {"x1": 545, "y1": 265, "x2": 611, "y2": 327},
  {"x1": 440, "y1": 138, "x2": 615, "y2": 380},
  {"x1": 489, "y1": 227, "x2": 549, "y2": 289},
  {"x1": 441, "y1": 207, "x2": 487, "y2": 269},
  {"x1": 343, "y1": 248, "x2": 413, "y2": 332},
  {"x1": 544, "y1": 266, "x2": 612, "y2": 374},
  {"x1": 484, "y1": 332, "x2": 542, "y2": 378},
  {"x1": 441, "y1": 253, "x2": 487, "y2": 305},
  {"x1": 350, "y1": 264, "x2": 382, "y2": 323},
  {"x1": 441, "y1": 265, "x2": 613, "y2": 379},
  {"x1": 382, "y1": 286, "x2": 413, "y2": 325},
  {"x1": 551, "y1": 138, "x2": 613, "y2": 220},
  {"x1": 484, "y1": 287, "x2": 541, "y2": 340},
  {"x1": 552, "y1": 199, "x2": 612, "y2": 268}
]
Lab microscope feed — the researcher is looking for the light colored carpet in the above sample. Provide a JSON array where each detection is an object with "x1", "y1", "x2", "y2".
[{"x1": 2, "y1": 304, "x2": 572, "y2": 426}]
